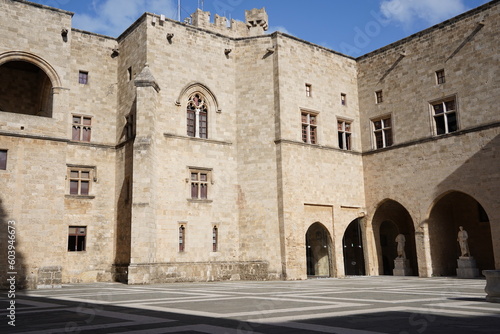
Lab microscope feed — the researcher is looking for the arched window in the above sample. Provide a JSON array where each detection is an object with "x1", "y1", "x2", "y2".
[{"x1": 187, "y1": 93, "x2": 208, "y2": 139}]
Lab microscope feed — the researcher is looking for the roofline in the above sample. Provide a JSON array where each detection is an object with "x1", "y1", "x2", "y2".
[
  {"x1": 356, "y1": 0, "x2": 500, "y2": 61},
  {"x1": 72, "y1": 28, "x2": 116, "y2": 41},
  {"x1": 11, "y1": 0, "x2": 74, "y2": 17}
]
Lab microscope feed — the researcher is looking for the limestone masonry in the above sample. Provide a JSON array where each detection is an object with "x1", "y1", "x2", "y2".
[{"x1": 0, "y1": 0, "x2": 498, "y2": 288}]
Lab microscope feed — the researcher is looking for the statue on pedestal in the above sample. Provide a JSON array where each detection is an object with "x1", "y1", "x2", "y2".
[
  {"x1": 395, "y1": 233, "x2": 406, "y2": 259},
  {"x1": 457, "y1": 226, "x2": 470, "y2": 257}
]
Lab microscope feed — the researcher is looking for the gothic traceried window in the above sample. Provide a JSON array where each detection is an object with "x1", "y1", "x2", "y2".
[{"x1": 187, "y1": 93, "x2": 208, "y2": 139}]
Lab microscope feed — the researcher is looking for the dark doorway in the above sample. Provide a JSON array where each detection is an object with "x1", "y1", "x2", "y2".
[
  {"x1": 343, "y1": 218, "x2": 365, "y2": 276},
  {"x1": 306, "y1": 222, "x2": 332, "y2": 277}
]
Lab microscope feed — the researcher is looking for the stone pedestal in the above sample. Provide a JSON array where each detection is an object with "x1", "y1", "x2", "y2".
[
  {"x1": 483, "y1": 270, "x2": 500, "y2": 303},
  {"x1": 456, "y1": 256, "x2": 479, "y2": 278},
  {"x1": 393, "y1": 258, "x2": 412, "y2": 276}
]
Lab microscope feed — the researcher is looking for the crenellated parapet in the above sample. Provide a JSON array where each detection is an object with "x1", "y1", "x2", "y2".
[
  {"x1": 189, "y1": 7, "x2": 268, "y2": 38},
  {"x1": 245, "y1": 8, "x2": 268, "y2": 36}
]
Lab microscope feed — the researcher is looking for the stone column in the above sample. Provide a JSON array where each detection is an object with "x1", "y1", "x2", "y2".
[{"x1": 483, "y1": 270, "x2": 500, "y2": 303}]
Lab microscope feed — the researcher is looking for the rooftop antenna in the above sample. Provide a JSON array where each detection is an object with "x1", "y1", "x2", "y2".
[
  {"x1": 177, "y1": 0, "x2": 181, "y2": 21},
  {"x1": 198, "y1": 0, "x2": 204, "y2": 10}
]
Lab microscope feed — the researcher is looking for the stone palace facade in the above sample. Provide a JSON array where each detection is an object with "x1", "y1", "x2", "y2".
[{"x1": 0, "y1": 0, "x2": 499, "y2": 288}]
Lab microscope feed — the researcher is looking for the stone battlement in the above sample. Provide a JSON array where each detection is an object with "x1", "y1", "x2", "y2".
[{"x1": 190, "y1": 7, "x2": 268, "y2": 38}]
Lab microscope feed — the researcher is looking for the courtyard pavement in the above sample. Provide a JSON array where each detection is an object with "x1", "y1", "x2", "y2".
[{"x1": 1, "y1": 276, "x2": 499, "y2": 333}]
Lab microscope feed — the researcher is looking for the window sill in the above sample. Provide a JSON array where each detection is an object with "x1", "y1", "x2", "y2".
[
  {"x1": 187, "y1": 199, "x2": 213, "y2": 204},
  {"x1": 65, "y1": 195, "x2": 95, "y2": 199}
]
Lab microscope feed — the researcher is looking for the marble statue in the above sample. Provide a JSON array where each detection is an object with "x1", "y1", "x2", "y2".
[
  {"x1": 457, "y1": 226, "x2": 470, "y2": 257},
  {"x1": 395, "y1": 233, "x2": 406, "y2": 259}
]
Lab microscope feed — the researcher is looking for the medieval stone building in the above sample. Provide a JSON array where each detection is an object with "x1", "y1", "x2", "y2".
[{"x1": 0, "y1": 0, "x2": 498, "y2": 288}]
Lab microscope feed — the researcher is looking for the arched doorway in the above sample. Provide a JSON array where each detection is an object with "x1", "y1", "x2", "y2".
[
  {"x1": 372, "y1": 200, "x2": 418, "y2": 276},
  {"x1": 0, "y1": 60, "x2": 53, "y2": 117},
  {"x1": 428, "y1": 191, "x2": 494, "y2": 276},
  {"x1": 305, "y1": 222, "x2": 332, "y2": 277},
  {"x1": 343, "y1": 218, "x2": 365, "y2": 276}
]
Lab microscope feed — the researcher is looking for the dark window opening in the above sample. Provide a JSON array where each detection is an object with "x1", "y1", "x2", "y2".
[
  {"x1": 0, "y1": 150, "x2": 7, "y2": 170},
  {"x1": 436, "y1": 70, "x2": 445, "y2": 84},
  {"x1": 432, "y1": 98, "x2": 458, "y2": 135},
  {"x1": 213, "y1": 226, "x2": 218, "y2": 252},
  {"x1": 373, "y1": 117, "x2": 392, "y2": 149},
  {"x1": 68, "y1": 226, "x2": 86, "y2": 251},
  {"x1": 79, "y1": 71, "x2": 88, "y2": 84},
  {"x1": 179, "y1": 225, "x2": 185, "y2": 252}
]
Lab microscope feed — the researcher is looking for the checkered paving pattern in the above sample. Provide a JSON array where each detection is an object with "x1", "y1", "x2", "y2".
[{"x1": 1, "y1": 276, "x2": 499, "y2": 333}]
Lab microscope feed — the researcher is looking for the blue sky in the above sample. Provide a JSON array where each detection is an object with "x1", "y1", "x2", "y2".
[{"x1": 31, "y1": 0, "x2": 491, "y2": 57}]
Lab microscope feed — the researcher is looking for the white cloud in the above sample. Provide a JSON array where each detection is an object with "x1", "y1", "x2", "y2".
[
  {"x1": 380, "y1": 0, "x2": 468, "y2": 29},
  {"x1": 73, "y1": 0, "x2": 176, "y2": 37}
]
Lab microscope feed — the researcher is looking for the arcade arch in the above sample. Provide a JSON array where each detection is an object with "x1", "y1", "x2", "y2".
[
  {"x1": 428, "y1": 191, "x2": 494, "y2": 276},
  {"x1": 372, "y1": 200, "x2": 418, "y2": 276},
  {"x1": 305, "y1": 222, "x2": 333, "y2": 277}
]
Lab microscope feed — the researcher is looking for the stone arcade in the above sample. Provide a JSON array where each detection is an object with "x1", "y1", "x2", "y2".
[{"x1": 0, "y1": 0, "x2": 499, "y2": 288}]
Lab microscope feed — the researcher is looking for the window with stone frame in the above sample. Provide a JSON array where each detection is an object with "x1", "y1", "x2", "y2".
[
  {"x1": 436, "y1": 69, "x2": 445, "y2": 84},
  {"x1": 341, "y1": 93, "x2": 347, "y2": 106},
  {"x1": 68, "y1": 226, "x2": 86, "y2": 252},
  {"x1": 301, "y1": 111, "x2": 318, "y2": 144},
  {"x1": 72, "y1": 115, "x2": 92, "y2": 142},
  {"x1": 190, "y1": 169, "x2": 210, "y2": 200},
  {"x1": 431, "y1": 97, "x2": 458, "y2": 135},
  {"x1": 212, "y1": 225, "x2": 219, "y2": 252},
  {"x1": 187, "y1": 93, "x2": 208, "y2": 139},
  {"x1": 179, "y1": 225, "x2": 186, "y2": 252},
  {"x1": 375, "y1": 90, "x2": 383, "y2": 104},
  {"x1": 0, "y1": 150, "x2": 7, "y2": 170},
  {"x1": 337, "y1": 120, "x2": 352, "y2": 150},
  {"x1": 68, "y1": 167, "x2": 93, "y2": 196},
  {"x1": 372, "y1": 116, "x2": 393, "y2": 149}
]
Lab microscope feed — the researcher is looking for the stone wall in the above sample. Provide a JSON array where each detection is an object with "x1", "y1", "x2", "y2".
[{"x1": 358, "y1": 1, "x2": 500, "y2": 276}]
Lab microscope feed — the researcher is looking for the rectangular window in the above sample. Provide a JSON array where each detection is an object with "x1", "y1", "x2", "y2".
[
  {"x1": 78, "y1": 71, "x2": 88, "y2": 85},
  {"x1": 432, "y1": 98, "x2": 458, "y2": 135},
  {"x1": 341, "y1": 93, "x2": 347, "y2": 106},
  {"x1": 68, "y1": 168, "x2": 92, "y2": 196},
  {"x1": 305, "y1": 84, "x2": 312, "y2": 97},
  {"x1": 179, "y1": 225, "x2": 185, "y2": 252},
  {"x1": 337, "y1": 120, "x2": 352, "y2": 150},
  {"x1": 436, "y1": 69, "x2": 445, "y2": 84},
  {"x1": 212, "y1": 226, "x2": 218, "y2": 252},
  {"x1": 72, "y1": 115, "x2": 92, "y2": 142},
  {"x1": 190, "y1": 169, "x2": 210, "y2": 199},
  {"x1": 68, "y1": 226, "x2": 86, "y2": 252},
  {"x1": 372, "y1": 116, "x2": 393, "y2": 149},
  {"x1": 301, "y1": 111, "x2": 317, "y2": 144},
  {"x1": 0, "y1": 150, "x2": 7, "y2": 170},
  {"x1": 375, "y1": 90, "x2": 383, "y2": 104}
]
